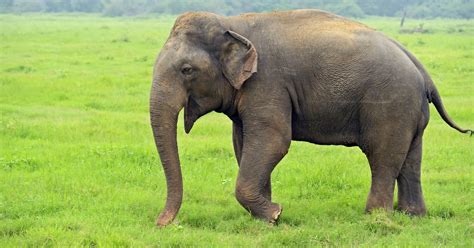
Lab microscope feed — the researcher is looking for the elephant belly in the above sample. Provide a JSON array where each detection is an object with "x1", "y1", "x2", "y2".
[{"x1": 291, "y1": 107, "x2": 360, "y2": 146}]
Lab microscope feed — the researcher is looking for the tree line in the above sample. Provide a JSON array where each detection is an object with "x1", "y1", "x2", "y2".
[{"x1": 0, "y1": 0, "x2": 472, "y2": 19}]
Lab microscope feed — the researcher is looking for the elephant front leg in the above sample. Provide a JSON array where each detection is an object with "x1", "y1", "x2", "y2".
[
  {"x1": 235, "y1": 124, "x2": 291, "y2": 223},
  {"x1": 233, "y1": 121, "x2": 273, "y2": 202},
  {"x1": 232, "y1": 122, "x2": 243, "y2": 166}
]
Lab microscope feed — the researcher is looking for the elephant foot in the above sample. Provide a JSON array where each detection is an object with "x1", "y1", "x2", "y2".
[
  {"x1": 155, "y1": 210, "x2": 176, "y2": 227},
  {"x1": 254, "y1": 202, "x2": 282, "y2": 224},
  {"x1": 254, "y1": 203, "x2": 282, "y2": 225},
  {"x1": 268, "y1": 204, "x2": 282, "y2": 224},
  {"x1": 396, "y1": 176, "x2": 426, "y2": 216},
  {"x1": 235, "y1": 184, "x2": 283, "y2": 224},
  {"x1": 247, "y1": 202, "x2": 282, "y2": 224},
  {"x1": 365, "y1": 194, "x2": 394, "y2": 214}
]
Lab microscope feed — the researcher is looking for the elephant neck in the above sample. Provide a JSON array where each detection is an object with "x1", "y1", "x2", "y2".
[{"x1": 221, "y1": 88, "x2": 242, "y2": 120}]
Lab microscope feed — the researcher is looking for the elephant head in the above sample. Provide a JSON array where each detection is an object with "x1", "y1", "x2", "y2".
[{"x1": 149, "y1": 13, "x2": 258, "y2": 227}]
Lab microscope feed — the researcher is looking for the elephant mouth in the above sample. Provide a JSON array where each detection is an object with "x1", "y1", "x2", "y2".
[{"x1": 184, "y1": 96, "x2": 200, "y2": 133}]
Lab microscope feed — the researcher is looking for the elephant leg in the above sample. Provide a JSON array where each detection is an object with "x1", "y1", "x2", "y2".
[
  {"x1": 235, "y1": 120, "x2": 291, "y2": 223},
  {"x1": 232, "y1": 121, "x2": 243, "y2": 166},
  {"x1": 365, "y1": 151, "x2": 405, "y2": 212},
  {"x1": 362, "y1": 127, "x2": 414, "y2": 213},
  {"x1": 262, "y1": 179, "x2": 272, "y2": 201},
  {"x1": 397, "y1": 134, "x2": 426, "y2": 215},
  {"x1": 233, "y1": 121, "x2": 272, "y2": 201}
]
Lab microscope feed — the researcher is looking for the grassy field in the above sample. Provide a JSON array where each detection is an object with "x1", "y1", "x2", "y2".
[{"x1": 0, "y1": 14, "x2": 473, "y2": 247}]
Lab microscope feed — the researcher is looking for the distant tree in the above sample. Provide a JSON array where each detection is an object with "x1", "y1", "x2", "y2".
[
  {"x1": 43, "y1": 0, "x2": 72, "y2": 12},
  {"x1": 0, "y1": 0, "x2": 14, "y2": 12},
  {"x1": 356, "y1": 0, "x2": 405, "y2": 16},
  {"x1": 326, "y1": 0, "x2": 365, "y2": 18},
  {"x1": 400, "y1": 0, "x2": 409, "y2": 27},
  {"x1": 71, "y1": 0, "x2": 103, "y2": 12},
  {"x1": 11, "y1": 0, "x2": 44, "y2": 12},
  {"x1": 355, "y1": 0, "x2": 378, "y2": 15},
  {"x1": 1, "y1": 0, "x2": 472, "y2": 19},
  {"x1": 102, "y1": 0, "x2": 155, "y2": 16},
  {"x1": 407, "y1": 0, "x2": 473, "y2": 19},
  {"x1": 457, "y1": 0, "x2": 474, "y2": 19}
]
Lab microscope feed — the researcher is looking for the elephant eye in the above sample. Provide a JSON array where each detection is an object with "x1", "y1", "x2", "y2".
[{"x1": 181, "y1": 64, "x2": 194, "y2": 76}]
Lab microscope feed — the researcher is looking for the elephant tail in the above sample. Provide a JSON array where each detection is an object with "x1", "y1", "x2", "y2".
[
  {"x1": 390, "y1": 38, "x2": 473, "y2": 136},
  {"x1": 429, "y1": 87, "x2": 472, "y2": 135}
]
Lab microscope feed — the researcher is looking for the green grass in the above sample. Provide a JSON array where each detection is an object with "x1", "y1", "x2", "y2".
[{"x1": 1, "y1": 14, "x2": 473, "y2": 247}]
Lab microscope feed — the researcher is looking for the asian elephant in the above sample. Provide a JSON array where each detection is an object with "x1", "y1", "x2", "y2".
[{"x1": 149, "y1": 9, "x2": 471, "y2": 227}]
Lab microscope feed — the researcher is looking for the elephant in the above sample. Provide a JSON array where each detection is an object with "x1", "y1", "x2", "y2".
[{"x1": 149, "y1": 9, "x2": 472, "y2": 227}]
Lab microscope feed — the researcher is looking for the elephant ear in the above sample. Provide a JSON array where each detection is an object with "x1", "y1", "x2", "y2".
[{"x1": 220, "y1": 31, "x2": 258, "y2": 90}]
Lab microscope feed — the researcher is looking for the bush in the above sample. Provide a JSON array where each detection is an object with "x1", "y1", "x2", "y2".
[
  {"x1": 0, "y1": 0, "x2": 14, "y2": 12},
  {"x1": 71, "y1": 0, "x2": 103, "y2": 12},
  {"x1": 408, "y1": 4, "x2": 433, "y2": 19},
  {"x1": 407, "y1": 0, "x2": 474, "y2": 19},
  {"x1": 102, "y1": 0, "x2": 152, "y2": 16},
  {"x1": 11, "y1": 0, "x2": 44, "y2": 12},
  {"x1": 1, "y1": 0, "x2": 473, "y2": 19},
  {"x1": 328, "y1": 1, "x2": 365, "y2": 18}
]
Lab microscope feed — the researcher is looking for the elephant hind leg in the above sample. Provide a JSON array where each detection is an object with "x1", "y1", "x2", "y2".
[
  {"x1": 361, "y1": 126, "x2": 414, "y2": 213},
  {"x1": 396, "y1": 133, "x2": 426, "y2": 216},
  {"x1": 365, "y1": 149, "x2": 408, "y2": 213}
]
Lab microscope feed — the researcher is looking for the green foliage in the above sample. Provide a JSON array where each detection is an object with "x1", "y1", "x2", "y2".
[
  {"x1": 102, "y1": 0, "x2": 140, "y2": 16},
  {"x1": 327, "y1": 0, "x2": 365, "y2": 18},
  {"x1": 0, "y1": 0, "x2": 472, "y2": 18},
  {"x1": 5, "y1": 0, "x2": 44, "y2": 12},
  {"x1": 356, "y1": 0, "x2": 414, "y2": 16},
  {"x1": 0, "y1": 0, "x2": 13, "y2": 10},
  {"x1": 70, "y1": 0, "x2": 103, "y2": 12},
  {"x1": 43, "y1": 0, "x2": 72, "y2": 12},
  {"x1": 0, "y1": 14, "x2": 473, "y2": 246},
  {"x1": 408, "y1": 0, "x2": 474, "y2": 19}
]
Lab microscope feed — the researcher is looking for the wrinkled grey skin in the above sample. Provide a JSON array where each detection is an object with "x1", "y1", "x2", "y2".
[{"x1": 150, "y1": 9, "x2": 472, "y2": 227}]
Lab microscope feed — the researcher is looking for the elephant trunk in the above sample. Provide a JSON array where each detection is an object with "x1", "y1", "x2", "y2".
[{"x1": 150, "y1": 75, "x2": 186, "y2": 227}]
